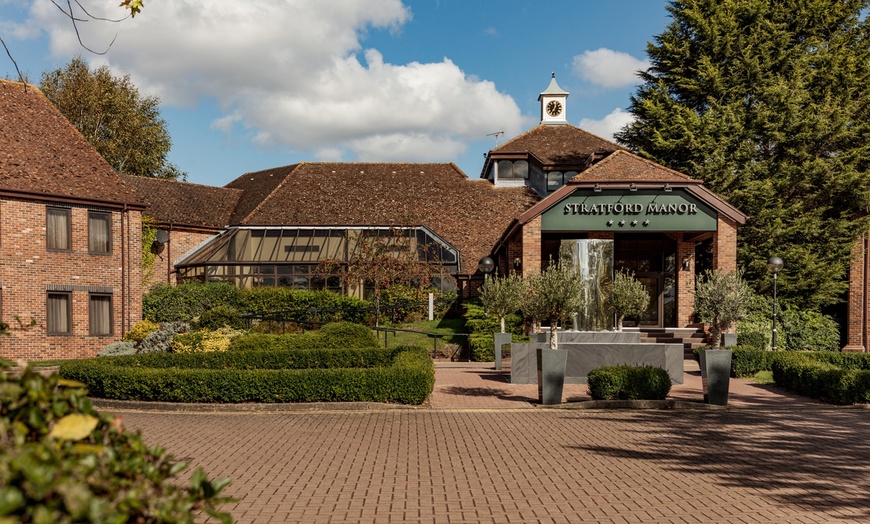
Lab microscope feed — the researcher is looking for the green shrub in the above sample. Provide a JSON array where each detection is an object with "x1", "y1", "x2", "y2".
[
  {"x1": 0, "y1": 367, "x2": 232, "y2": 522},
  {"x1": 780, "y1": 306, "x2": 840, "y2": 351},
  {"x1": 194, "y1": 305, "x2": 246, "y2": 331},
  {"x1": 770, "y1": 352, "x2": 870, "y2": 404},
  {"x1": 316, "y1": 321, "x2": 378, "y2": 348},
  {"x1": 97, "y1": 341, "x2": 137, "y2": 357},
  {"x1": 239, "y1": 288, "x2": 370, "y2": 324},
  {"x1": 144, "y1": 281, "x2": 242, "y2": 322},
  {"x1": 731, "y1": 346, "x2": 776, "y2": 377},
  {"x1": 463, "y1": 299, "x2": 523, "y2": 361},
  {"x1": 137, "y1": 321, "x2": 190, "y2": 353},
  {"x1": 229, "y1": 322, "x2": 378, "y2": 352},
  {"x1": 171, "y1": 328, "x2": 243, "y2": 353},
  {"x1": 123, "y1": 319, "x2": 160, "y2": 342},
  {"x1": 587, "y1": 365, "x2": 672, "y2": 400},
  {"x1": 59, "y1": 346, "x2": 433, "y2": 405}
]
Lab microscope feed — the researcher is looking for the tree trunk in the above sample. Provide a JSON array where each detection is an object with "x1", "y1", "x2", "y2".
[
  {"x1": 500, "y1": 316, "x2": 506, "y2": 334},
  {"x1": 549, "y1": 317, "x2": 559, "y2": 349},
  {"x1": 616, "y1": 315, "x2": 624, "y2": 332}
]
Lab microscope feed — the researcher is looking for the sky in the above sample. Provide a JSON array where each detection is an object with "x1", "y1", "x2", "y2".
[{"x1": 0, "y1": 0, "x2": 671, "y2": 187}]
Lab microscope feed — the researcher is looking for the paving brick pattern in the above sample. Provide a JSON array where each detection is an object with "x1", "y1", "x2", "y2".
[{"x1": 114, "y1": 361, "x2": 870, "y2": 523}]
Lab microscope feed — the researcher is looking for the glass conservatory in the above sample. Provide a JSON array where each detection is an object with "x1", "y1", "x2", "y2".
[{"x1": 173, "y1": 226, "x2": 460, "y2": 295}]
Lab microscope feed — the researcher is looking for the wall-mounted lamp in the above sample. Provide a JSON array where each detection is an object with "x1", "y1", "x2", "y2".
[
  {"x1": 664, "y1": 183, "x2": 672, "y2": 192},
  {"x1": 593, "y1": 183, "x2": 602, "y2": 193},
  {"x1": 629, "y1": 183, "x2": 637, "y2": 192},
  {"x1": 681, "y1": 255, "x2": 691, "y2": 271},
  {"x1": 513, "y1": 257, "x2": 522, "y2": 270}
]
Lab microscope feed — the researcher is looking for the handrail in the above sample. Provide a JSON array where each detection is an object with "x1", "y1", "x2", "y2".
[{"x1": 370, "y1": 326, "x2": 471, "y2": 360}]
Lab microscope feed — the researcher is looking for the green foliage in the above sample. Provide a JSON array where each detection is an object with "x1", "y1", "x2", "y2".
[
  {"x1": 137, "y1": 322, "x2": 190, "y2": 354},
  {"x1": 780, "y1": 306, "x2": 840, "y2": 351},
  {"x1": 240, "y1": 288, "x2": 371, "y2": 324},
  {"x1": 463, "y1": 299, "x2": 523, "y2": 361},
  {"x1": 193, "y1": 305, "x2": 246, "y2": 331},
  {"x1": 587, "y1": 365, "x2": 672, "y2": 400},
  {"x1": 609, "y1": 269, "x2": 649, "y2": 331},
  {"x1": 525, "y1": 261, "x2": 586, "y2": 348},
  {"x1": 97, "y1": 341, "x2": 137, "y2": 357},
  {"x1": 731, "y1": 346, "x2": 777, "y2": 377},
  {"x1": 144, "y1": 282, "x2": 242, "y2": 323},
  {"x1": 39, "y1": 57, "x2": 185, "y2": 180},
  {"x1": 59, "y1": 347, "x2": 434, "y2": 405},
  {"x1": 378, "y1": 285, "x2": 456, "y2": 323},
  {"x1": 171, "y1": 328, "x2": 244, "y2": 354},
  {"x1": 228, "y1": 322, "x2": 378, "y2": 352},
  {"x1": 771, "y1": 352, "x2": 870, "y2": 405},
  {"x1": 479, "y1": 272, "x2": 527, "y2": 333},
  {"x1": 617, "y1": 0, "x2": 870, "y2": 309},
  {"x1": 0, "y1": 367, "x2": 232, "y2": 522},
  {"x1": 142, "y1": 216, "x2": 159, "y2": 284},
  {"x1": 124, "y1": 319, "x2": 160, "y2": 342},
  {"x1": 694, "y1": 270, "x2": 753, "y2": 350}
]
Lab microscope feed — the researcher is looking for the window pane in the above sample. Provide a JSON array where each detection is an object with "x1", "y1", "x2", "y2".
[
  {"x1": 88, "y1": 212, "x2": 111, "y2": 254},
  {"x1": 89, "y1": 295, "x2": 112, "y2": 335},
  {"x1": 47, "y1": 293, "x2": 70, "y2": 334},
  {"x1": 47, "y1": 208, "x2": 70, "y2": 251}
]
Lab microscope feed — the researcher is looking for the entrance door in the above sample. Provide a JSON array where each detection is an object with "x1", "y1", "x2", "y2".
[{"x1": 614, "y1": 234, "x2": 677, "y2": 328}]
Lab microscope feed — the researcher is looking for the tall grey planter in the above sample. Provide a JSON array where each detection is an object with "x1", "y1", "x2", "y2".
[
  {"x1": 493, "y1": 332, "x2": 511, "y2": 371},
  {"x1": 536, "y1": 348, "x2": 567, "y2": 405},
  {"x1": 700, "y1": 349, "x2": 732, "y2": 406}
]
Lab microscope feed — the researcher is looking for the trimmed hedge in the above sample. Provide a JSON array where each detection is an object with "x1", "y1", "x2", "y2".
[
  {"x1": 771, "y1": 352, "x2": 870, "y2": 405},
  {"x1": 59, "y1": 346, "x2": 434, "y2": 405},
  {"x1": 228, "y1": 322, "x2": 378, "y2": 352},
  {"x1": 587, "y1": 365, "x2": 672, "y2": 400}
]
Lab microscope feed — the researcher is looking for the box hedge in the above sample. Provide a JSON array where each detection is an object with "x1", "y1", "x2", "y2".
[
  {"x1": 59, "y1": 346, "x2": 433, "y2": 405},
  {"x1": 770, "y1": 352, "x2": 870, "y2": 404},
  {"x1": 587, "y1": 365, "x2": 672, "y2": 401}
]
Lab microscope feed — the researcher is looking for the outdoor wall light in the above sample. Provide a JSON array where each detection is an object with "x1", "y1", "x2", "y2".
[
  {"x1": 664, "y1": 183, "x2": 673, "y2": 192},
  {"x1": 767, "y1": 256, "x2": 784, "y2": 351},
  {"x1": 513, "y1": 257, "x2": 522, "y2": 270},
  {"x1": 629, "y1": 183, "x2": 637, "y2": 191},
  {"x1": 681, "y1": 255, "x2": 691, "y2": 271},
  {"x1": 593, "y1": 183, "x2": 602, "y2": 192}
]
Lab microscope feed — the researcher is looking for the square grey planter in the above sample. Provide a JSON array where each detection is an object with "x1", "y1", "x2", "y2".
[
  {"x1": 700, "y1": 349, "x2": 732, "y2": 406},
  {"x1": 493, "y1": 332, "x2": 512, "y2": 371},
  {"x1": 536, "y1": 348, "x2": 567, "y2": 405}
]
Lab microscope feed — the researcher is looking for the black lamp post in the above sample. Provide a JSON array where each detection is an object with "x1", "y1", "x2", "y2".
[
  {"x1": 478, "y1": 256, "x2": 495, "y2": 276},
  {"x1": 767, "y1": 256, "x2": 784, "y2": 350}
]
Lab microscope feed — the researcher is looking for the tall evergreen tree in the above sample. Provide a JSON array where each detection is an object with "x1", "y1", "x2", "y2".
[
  {"x1": 40, "y1": 57, "x2": 185, "y2": 180},
  {"x1": 616, "y1": 0, "x2": 870, "y2": 309}
]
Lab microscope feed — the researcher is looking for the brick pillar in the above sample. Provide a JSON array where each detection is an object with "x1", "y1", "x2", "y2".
[
  {"x1": 676, "y1": 234, "x2": 696, "y2": 327},
  {"x1": 522, "y1": 216, "x2": 542, "y2": 277},
  {"x1": 844, "y1": 234, "x2": 867, "y2": 352},
  {"x1": 712, "y1": 217, "x2": 738, "y2": 272}
]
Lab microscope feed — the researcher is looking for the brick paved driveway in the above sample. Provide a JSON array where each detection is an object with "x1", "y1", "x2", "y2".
[{"x1": 114, "y1": 364, "x2": 870, "y2": 523}]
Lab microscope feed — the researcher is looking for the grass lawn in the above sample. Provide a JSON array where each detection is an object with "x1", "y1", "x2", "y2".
[{"x1": 377, "y1": 318, "x2": 468, "y2": 358}]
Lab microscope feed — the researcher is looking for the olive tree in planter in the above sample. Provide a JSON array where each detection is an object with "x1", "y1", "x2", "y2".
[
  {"x1": 609, "y1": 269, "x2": 649, "y2": 332},
  {"x1": 479, "y1": 271, "x2": 527, "y2": 370},
  {"x1": 524, "y1": 261, "x2": 586, "y2": 404},
  {"x1": 694, "y1": 269, "x2": 752, "y2": 405}
]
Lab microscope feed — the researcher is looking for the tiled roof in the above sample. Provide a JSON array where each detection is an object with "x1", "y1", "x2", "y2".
[
  {"x1": 234, "y1": 162, "x2": 540, "y2": 272},
  {"x1": 0, "y1": 80, "x2": 142, "y2": 208},
  {"x1": 225, "y1": 165, "x2": 297, "y2": 224},
  {"x1": 124, "y1": 176, "x2": 243, "y2": 229},
  {"x1": 573, "y1": 150, "x2": 698, "y2": 183},
  {"x1": 488, "y1": 123, "x2": 624, "y2": 167}
]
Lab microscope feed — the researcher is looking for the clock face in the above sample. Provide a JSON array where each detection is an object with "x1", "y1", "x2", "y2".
[{"x1": 546, "y1": 100, "x2": 562, "y2": 117}]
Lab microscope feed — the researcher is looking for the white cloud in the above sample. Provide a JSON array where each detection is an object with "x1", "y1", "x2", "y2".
[
  {"x1": 578, "y1": 108, "x2": 634, "y2": 141},
  {"x1": 572, "y1": 48, "x2": 650, "y2": 89},
  {"x1": 27, "y1": 0, "x2": 523, "y2": 165}
]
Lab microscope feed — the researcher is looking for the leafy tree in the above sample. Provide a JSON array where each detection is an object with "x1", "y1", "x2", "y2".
[
  {"x1": 616, "y1": 0, "x2": 870, "y2": 309},
  {"x1": 40, "y1": 56, "x2": 185, "y2": 180},
  {"x1": 694, "y1": 269, "x2": 753, "y2": 350},
  {"x1": 479, "y1": 271, "x2": 527, "y2": 333},
  {"x1": 524, "y1": 262, "x2": 586, "y2": 349},
  {"x1": 609, "y1": 270, "x2": 649, "y2": 332}
]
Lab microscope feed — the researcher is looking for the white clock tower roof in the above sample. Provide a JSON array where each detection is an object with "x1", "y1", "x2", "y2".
[{"x1": 537, "y1": 73, "x2": 568, "y2": 100}]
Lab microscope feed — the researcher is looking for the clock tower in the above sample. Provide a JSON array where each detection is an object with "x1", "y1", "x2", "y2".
[{"x1": 538, "y1": 73, "x2": 568, "y2": 125}]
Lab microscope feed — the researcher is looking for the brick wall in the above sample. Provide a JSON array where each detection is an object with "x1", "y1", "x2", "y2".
[
  {"x1": 521, "y1": 216, "x2": 542, "y2": 277},
  {"x1": 676, "y1": 234, "x2": 696, "y2": 327},
  {"x1": 0, "y1": 198, "x2": 142, "y2": 361},
  {"x1": 145, "y1": 228, "x2": 215, "y2": 288},
  {"x1": 713, "y1": 217, "x2": 738, "y2": 272},
  {"x1": 844, "y1": 234, "x2": 867, "y2": 352}
]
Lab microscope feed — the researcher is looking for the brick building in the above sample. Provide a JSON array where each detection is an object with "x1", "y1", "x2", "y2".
[{"x1": 0, "y1": 80, "x2": 144, "y2": 360}]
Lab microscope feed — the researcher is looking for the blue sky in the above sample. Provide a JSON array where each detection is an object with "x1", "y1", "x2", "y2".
[{"x1": 0, "y1": 1, "x2": 671, "y2": 186}]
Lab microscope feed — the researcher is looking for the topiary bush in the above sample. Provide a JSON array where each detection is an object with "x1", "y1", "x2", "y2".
[
  {"x1": 60, "y1": 346, "x2": 434, "y2": 405},
  {"x1": 228, "y1": 322, "x2": 378, "y2": 352},
  {"x1": 193, "y1": 305, "x2": 246, "y2": 331},
  {"x1": 315, "y1": 321, "x2": 378, "y2": 348},
  {"x1": 770, "y1": 352, "x2": 870, "y2": 404},
  {"x1": 587, "y1": 365, "x2": 672, "y2": 400},
  {"x1": 0, "y1": 366, "x2": 233, "y2": 522},
  {"x1": 731, "y1": 346, "x2": 777, "y2": 377}
]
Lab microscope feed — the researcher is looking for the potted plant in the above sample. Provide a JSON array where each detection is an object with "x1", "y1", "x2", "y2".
[
  {"x1": 479, "y1": 271, "x2": 526, "y2": 370},
  {"x1": 524, "y1": 261, "x2": 585, "y2": 405},
  {"x1": 609, "y1": 269, "x2": 649, "y2": 332},
  {"x1": 694, "y1": 269, "x2": 752, "y2": 405}
]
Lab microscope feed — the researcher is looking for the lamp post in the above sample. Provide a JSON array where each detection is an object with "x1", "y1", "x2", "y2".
[
  {"x1": 767, "y1": 256, "x2": 784, "y2": 350},
  {"x1": 478, "y1": 256, "x2": 495, "y2": 276}
]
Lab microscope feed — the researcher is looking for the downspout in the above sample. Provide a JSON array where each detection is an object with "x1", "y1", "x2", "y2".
[
  {"x1": 121, "y1": 204, "x2": 127, "y2": 336},
  {"x1": 167, "y1": 223, "x2": 173, "y2": 284}
]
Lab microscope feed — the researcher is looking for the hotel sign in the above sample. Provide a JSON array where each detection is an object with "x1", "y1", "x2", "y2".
[{"x1": 541, "y1": 188, "x2": 718, "y2": 232}]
